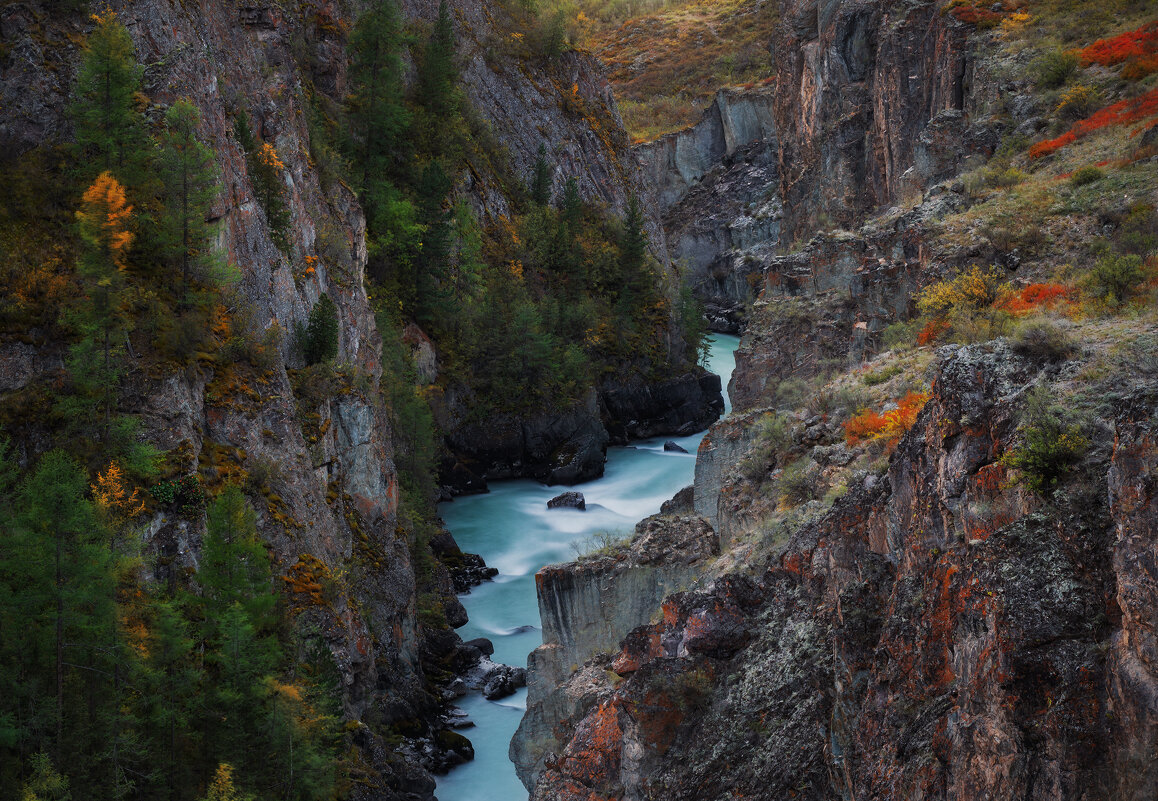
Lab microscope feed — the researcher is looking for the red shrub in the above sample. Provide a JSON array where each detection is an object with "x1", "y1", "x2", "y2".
[
  {"x1": 950, "y1": 5, "x2": 1003, "y2": 27},
  {"x1": 917, "y1": 319, "x2": 950, "y2": 345},
  {"x1": 1030, "y1": 86, "x2": 1158, "y2": 158},
  {"x1": 1079, "y1": 21, "x2": 1158, "y2": 67},
  {"x1": 1021, "y1": 283, "x2": 1071, "y2": 305}
]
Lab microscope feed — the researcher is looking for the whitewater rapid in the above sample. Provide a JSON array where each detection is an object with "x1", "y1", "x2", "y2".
[{"x1": 434, "y1": 334, "x2": 738, "y2": 801}]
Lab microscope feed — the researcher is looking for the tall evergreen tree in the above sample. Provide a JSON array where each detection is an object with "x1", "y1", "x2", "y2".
[
  {"x1": 345, "y1": 0, "x2": 410, "y2": 206},
  {"x1": 530, "y1": 144, "x2": 553, "y2": 206},
  {"x1": 0, "y1": 452, "x2": 117, "y2": 776},
  {"x1": 199, "y1": 487, "x2": 276, "y2": 634},
  {"x1": 67, "y1": 172, "x2": 134, "y2": 443},
  {"x1": 419, "y1": 0, "x2": 458, "y2": 130},
  {"x1": 71, "y1": 11, "x2": 148, "y2": 186},
  {"x1": 158, "y1": 99, "x2": 222, "y2": 296},
  {"x1": 302, "y1": 294, "x2": 339, "y2": 365}
]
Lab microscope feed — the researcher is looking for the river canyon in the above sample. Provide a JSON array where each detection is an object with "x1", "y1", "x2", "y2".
[{"x1": 435, "y1": 333, "x2": 739, "y2": 801}]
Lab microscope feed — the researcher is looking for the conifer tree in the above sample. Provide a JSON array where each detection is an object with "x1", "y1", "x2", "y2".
[
  {"x1": 302, "y1": 293, "x2": 339, "y2": 365},
  {"x1": 345, "y1": 0, "x2": 410, "y2": 205},
  {"x1": 530, "y1": 144, "x2": 553, "y2": 206},
  {"x1": 70, "y1": 172, "x2": 134, "y2": 441},
  {"x1": 419, "y1": 0, "x2": 458, "y2": 129},
  {"x1": 158, "y1": 99, "x2": 222, "y2": 297},
  {"x1": 199, "y1": 487, "x2": 276, "y2": 634},
  {"x1": 71, "y1": 11, "x2": 148, "y2": 186},
  {"x1": 414, "y1": 161, "x2": 453, "y2": 326},
  {"x1": 560, "y1": 177, "x2": 582, "y2": 227},
  {"x1": 140, "y1": 600, "x2": 200, "y2": 800}
]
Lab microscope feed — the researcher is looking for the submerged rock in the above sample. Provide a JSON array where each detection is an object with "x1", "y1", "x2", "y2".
[
  {"x1": 547, "y1": 491, "x2": 586, "y2": 510},
  {"x1": 663, "y1": 440, "x2": 688, "y2": 453}
]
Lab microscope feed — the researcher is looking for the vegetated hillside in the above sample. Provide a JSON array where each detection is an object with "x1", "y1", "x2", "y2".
[
  {"x1": 0, "y1": 0, "x2": 714, "y2": 798},
  {"x1": 515, "y1": 0, "x2": 1158, "y2": 798},
  {"x1": 519, "y1": 0, "x2": 779, "y2": 141}
]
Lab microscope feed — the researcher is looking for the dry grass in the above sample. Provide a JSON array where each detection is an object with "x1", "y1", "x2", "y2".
[{"x1": 575, "y1": 0, "x2": 779, "y2": 141}]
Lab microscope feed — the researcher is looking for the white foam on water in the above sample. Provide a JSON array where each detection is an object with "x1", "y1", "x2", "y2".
[{"x1": 434, "y1": 335, "x2": 739, "y2": 801}]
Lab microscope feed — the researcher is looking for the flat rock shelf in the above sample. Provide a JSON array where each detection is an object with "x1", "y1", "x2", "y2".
[{"x1": 434, "y1": 334, "x2": 738, "y2": 801}]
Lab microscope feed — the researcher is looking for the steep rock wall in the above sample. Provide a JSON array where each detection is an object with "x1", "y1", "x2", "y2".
[
  {"x1": 527, "y1": 343, "x2": 1153, "y2": 801},
  {"x1": 636, "y1": 88, "x2": 780, "y2": 332},
  {"x1": 511, "y1": 512, "x2": 718, "y2": 789},
  {"x1": 774, "y1": 0, "x2": 994, "y2": 242}
]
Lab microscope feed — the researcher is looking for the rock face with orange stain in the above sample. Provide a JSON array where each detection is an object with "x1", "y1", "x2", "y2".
[
  {"x1": 522, "y1": 342, "x2": 1158, "y2": 800},
  {"x1": 512, "y1": 512, "x2": 719, "y2": 788}
]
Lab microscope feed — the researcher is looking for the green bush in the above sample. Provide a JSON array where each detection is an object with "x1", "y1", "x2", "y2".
[
  {"x1": 1030, "y1": 49, "x2": 1079, "y2": 88},
  {"x1": 777, "y1": 459, "x2": 817, "y2": 508},
  {"x1": 740, "y1": 412, "x2": 792, "y2": 480},
  {"x1": 1069, "y1": 165, "x2": 1104, "y2": 187},
  {"x1": 862, "y1": 364, "x2": 903, "y2": 386},
  {"x1": 1083, "y1": 252, "x2": 1144, "y2": 306},
  {"x1": 1011, "y1": 318, "x2": 1076, "y2": 362},
  {"x1": 772, "y1": 377, "x2": 810, "y2": 409},
  {"x1": 881, "y1": 320, "x2": 917, "y2": 351},
  {"x1": 1000, "y1": 385, "x2": 1087, "y2": 494}
]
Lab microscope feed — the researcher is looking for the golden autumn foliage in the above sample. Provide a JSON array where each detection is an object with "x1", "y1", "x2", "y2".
[
  {"x1": 257, "y1": 142, "x2": 285, "y2": 171},
  {"x1": 203, "y1": 763, "x2": 242, "y2": 801},
  {"x1": 77, "y1": 171, "x2": 134, "y2": 270},
  {"x1": 92, "y1": 461, "x2": 145, "y2": 520}
]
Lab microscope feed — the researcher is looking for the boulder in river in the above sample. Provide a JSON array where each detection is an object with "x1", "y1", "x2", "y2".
[
  {"x1": 547, "y1": 491, "x2": 586, "y2": 510},
  {"x1": 464, "y1": 637, "x2": 495, "y2": 656},
  {"x1": 482, "y1": 665, "x2": 528, "y2": 700},
  {"x1": 465, "y1": 657, "x2": 528, "y2": 701},
  {"x1": 663, "y1": 440, "x2": 688, "y2": 453}
]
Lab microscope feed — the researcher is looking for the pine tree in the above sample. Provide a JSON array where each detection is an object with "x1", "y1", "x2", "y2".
[
  {"x1": 419, "y1": 0, "x2": 458, "y2": 129},
  {"x1": 530, "y1": 144, "x2": 553, "y2": 206},
  {"x1": 345, "y1": 0, "x2": 410, "y2": 203},
  {"x1": 560, "y1": 177, "x2": 582, "y2": 227},
  {"x1": 70, "y1": 172, "x2": 134, "y2": 442},
  {"x1": 140, "y1": 599, "x2": 200, "y2": 801},
  {"x1": 413, "y1": 160, "x2": 453, "y2": 326},
  {"x1": 302, "y1": 294, "x2": 339, "y2": 365},
  {"x1": 199, "y1": 487, "x2": 276, "y2": 633},
  {"x1": 158, "y1": 99, "x2": 222, "y2": 297},
  {"x1": 71, "y1": 11, "x2": 148, "y2": 186},
  {"x1": 620, "y1": 195, "x2": 648, "y2": 276},
  {"x1": 0, "y1": 452, "x2": 118, "y2": 780}
]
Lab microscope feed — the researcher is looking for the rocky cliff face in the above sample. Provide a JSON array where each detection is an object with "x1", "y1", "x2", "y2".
[
  {"x1": 524, "y1": 341, "x2": 1158, "y2": 801},
  {"x1": 512, "y1": 511, "x2": 718, "y2": 789},
  {"x1": 773, "y1": 0, "x2": 993, "y2": 242},
  {"x1": 0, "y1": 0, "x2": 707, "y2": 795},
  {"x1": 635, "y1": 0, "x2": 999, "y2": 332},
  {"x1": 636, "y1": 88, "x2": 780, "y2": 332},
  {"x1": 1, "y1": 1, "x2": 442, "y2": 794}
]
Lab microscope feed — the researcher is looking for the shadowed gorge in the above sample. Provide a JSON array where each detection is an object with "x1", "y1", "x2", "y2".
[{"x1": 2, "y1": 0, "x2": 1158, "y2": 799}]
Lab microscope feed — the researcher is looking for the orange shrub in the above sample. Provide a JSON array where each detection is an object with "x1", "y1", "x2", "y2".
[
  {"x1": 917, "y1": 319, "x2": 950, "y2": 345},
  {"x1": 844, "y1": 391, "x2": 931, "y2": 447}
]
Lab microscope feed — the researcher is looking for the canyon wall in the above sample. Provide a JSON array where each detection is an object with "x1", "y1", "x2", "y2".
[
  {"x1": 527, "y1": 342, "x2": 1157, "y2": 801},
  {"x1": 0, "y1": 0, "x2": 707, "y2": 794}
]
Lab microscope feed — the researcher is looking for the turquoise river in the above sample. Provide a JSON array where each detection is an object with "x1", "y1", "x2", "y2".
[{"x1": 434, "y1": 333, "x2": 739, "y2": 801}]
